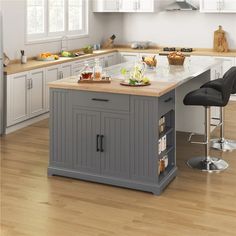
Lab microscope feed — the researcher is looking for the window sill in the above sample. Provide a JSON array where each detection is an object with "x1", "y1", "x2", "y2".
[{"x1": 25, "y1": 34, "x2": 89, "y2": 45}]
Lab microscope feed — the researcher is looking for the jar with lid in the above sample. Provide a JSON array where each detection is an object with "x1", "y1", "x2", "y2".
[
  {"x1": 93, "y1": 58, "x2": 103, "y2": 80},
  {"x1": 80, "y1": 61, "x2": 93, "y2": 80}
]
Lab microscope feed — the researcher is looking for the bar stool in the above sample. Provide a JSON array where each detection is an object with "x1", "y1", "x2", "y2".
[
  {"x1": 201, "y1": 67, "x2": 236, "y2": 152},
  {"x1": 183, "y1": 68, "x2": 235, "y2": 172}
]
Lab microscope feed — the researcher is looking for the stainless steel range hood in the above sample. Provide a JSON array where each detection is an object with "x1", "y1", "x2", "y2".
[{"x1": 165, "y1": 1, "x2": 198, "y2": 11}]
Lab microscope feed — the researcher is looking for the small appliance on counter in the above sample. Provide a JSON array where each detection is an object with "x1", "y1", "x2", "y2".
[
  {"x1": 163, "y1": 47, "x2": 193, "y2": 52},
  {"x1": 131, "y1": 41, "x2": 150, "y2": 49}
]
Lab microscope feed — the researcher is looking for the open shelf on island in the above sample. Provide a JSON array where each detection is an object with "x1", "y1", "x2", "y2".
[{"x1": 159, "y1": 126, "x2": 174, "y2": 139}]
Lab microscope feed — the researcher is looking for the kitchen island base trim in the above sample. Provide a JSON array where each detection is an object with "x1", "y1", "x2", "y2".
[{"x1": 48, "y1": 166, "x2": 178, "y2": 195}]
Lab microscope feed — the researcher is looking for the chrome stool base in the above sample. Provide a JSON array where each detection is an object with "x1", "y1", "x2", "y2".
[
  {"x1": 187, "y1": 156, "x2": 229, "y2": 172},
  {"x1": 211, "y1": 139, "x2": 236, "y2": 152}
]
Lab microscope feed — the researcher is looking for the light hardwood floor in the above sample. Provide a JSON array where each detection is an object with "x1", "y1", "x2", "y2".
[{"x1": 1, "y1": 102, "x2": 236, "y2": 236}]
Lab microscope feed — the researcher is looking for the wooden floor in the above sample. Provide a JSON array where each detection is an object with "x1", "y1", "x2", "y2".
[{"x1": 1, "y1": 102, "x2": 236, "y2": 236}]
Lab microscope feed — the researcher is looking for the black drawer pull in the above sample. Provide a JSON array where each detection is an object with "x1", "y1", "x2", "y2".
[
  {"x1": 92, "y1": 98, "x2": 109, "y2": 102},
  {"x1": 164, "y1": 97, "x2": 173, "y2": 103},
  {"x1": 96, "y1": 135, "x2": 100, "y2": 152},
  {"x1": 100, "y1": 135, "x2": 104, "y2": 152}
]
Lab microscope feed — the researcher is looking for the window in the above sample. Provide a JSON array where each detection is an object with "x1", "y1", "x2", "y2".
[{"x1": 26, "y1": 0, "x2": 88, "y2": 42}]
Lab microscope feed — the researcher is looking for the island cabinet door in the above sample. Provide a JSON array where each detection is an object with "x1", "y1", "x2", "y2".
[
  {"x1": 71, "y1": 109, "x2": 101, "y2": 174},
  {"x1": 100, "y1": 112, "x2": 130, "y2": 178}
]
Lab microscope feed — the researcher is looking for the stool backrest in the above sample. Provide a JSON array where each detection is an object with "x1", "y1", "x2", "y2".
[{"x1": 223, "y1": 67, "x2": 236, "y2": 94}]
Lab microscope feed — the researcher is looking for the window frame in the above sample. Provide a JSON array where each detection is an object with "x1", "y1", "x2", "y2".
[{"x1": 25, "y1": 0, "x2": 89, "y2": 44}]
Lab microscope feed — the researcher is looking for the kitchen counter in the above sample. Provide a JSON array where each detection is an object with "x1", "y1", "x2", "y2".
[
  {"x1": 48, "y1": 58, "x2": 222, "y2": 97},
  {"x1": 4, "y1": 46, "x2": 236, "y2": 75}
]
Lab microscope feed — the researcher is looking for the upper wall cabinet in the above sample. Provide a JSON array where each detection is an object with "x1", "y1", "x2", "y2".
[
  {"x1": 93, "y1": 0, "x2": 120, "y2": 12},
  {"x1": 200, "y1": 0, "x2": 236, "y2": 13},
  {"x1": 93, "y1": 0, "x2": 158, "y2": 13}
]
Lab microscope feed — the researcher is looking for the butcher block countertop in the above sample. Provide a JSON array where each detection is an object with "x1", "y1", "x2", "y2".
[
  {"x1": 48, "y1": 58, "x2": 222, "y2": 97},
  {"x1": 4, "y1": 46, "x2": 236, "y2": 75}
]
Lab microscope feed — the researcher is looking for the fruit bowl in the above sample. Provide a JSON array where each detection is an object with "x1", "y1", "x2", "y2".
[
  {"x1": 37, "y1": 52, "x2": 59, "y2": 61},
  {"x1": 168, "y1": 52, "x2": 185, "y2": 65}
]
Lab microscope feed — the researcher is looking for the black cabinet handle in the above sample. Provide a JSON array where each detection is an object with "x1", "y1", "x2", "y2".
[
  {"x1": 164, "y1": 97, "x2": 173, "y2": 103},
  {"x1": 92, "y1": 98, "x2": 109, "y2": 102},
  {"x1": 96, "y1": 135, "x2": 100, "y2": 152},
  {"x1": 100, "y1": 135, "x2": 104, "y2": 152}
]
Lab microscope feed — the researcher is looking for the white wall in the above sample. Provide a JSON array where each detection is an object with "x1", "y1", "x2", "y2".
[
  {"x1": 1, "y1": 0, "x2": 107, "y2": 59},
  {"x1": 120, "y1": 11, "x2": 236, "y2": 49},
  {"x1": 1, "y1": 0, "x2": 236, "y2": 60}
]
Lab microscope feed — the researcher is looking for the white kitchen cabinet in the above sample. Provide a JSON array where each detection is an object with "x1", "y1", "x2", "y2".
[
  {"x1": 120, "y1": 0, "x2": 137, "y2": 12},
  {"x1": 60, "y1": 62, "x2": 73, "y2": 79},
  {"x1": 119, "y1": 52, "x2": 139, "y2": 63},
  {"x1": 200, "y1": 0, "x2": 236, "y2": 13},
  {"x1": 94, "y1": 0, "x2": 158, "y2": 12},
  {"x1": 45, "y1": 65, "x2": 61, "y2": 110},
  {"x1": 105, "y1": 53, "x2": 118, "y2": 67},
  {"x1": 72, "y1": 61, "x2": 85, "y2": 76},
  {"x1": 214, "y1": 57, "x2": 235, "y2": 75},
  {"x1": 93, "y1": 0, "x2": 119, "y2": 12},
  {"x1": 7, "y1": 72, "x2": 29, "y2": 126},
  {"x1": 138, "y1": 0, "x2": 157, "y2": 12},
  {"x1": 29, "y1": 69, "x2": 45, "y2": 117},
  {"x1": 7, "y1": 68, "x2": 46, "y2": 127}
]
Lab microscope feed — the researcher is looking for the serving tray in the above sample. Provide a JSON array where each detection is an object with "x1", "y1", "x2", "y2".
[
  {"x1": 120, "y1": 81, "x2": 151, "y2": 87},
  {"x1": 78, "y1": 77, "x2": 111, "y2": 84}
]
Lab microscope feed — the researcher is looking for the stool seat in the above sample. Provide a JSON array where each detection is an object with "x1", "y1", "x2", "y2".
[{"x1": 183, "y1": 87, "x2": 224, "y2": 107}]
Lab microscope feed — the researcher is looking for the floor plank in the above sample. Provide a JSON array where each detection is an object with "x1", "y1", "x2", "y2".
[{"x1": 1, "y1": 102, "x2": 236, "y2": 236}]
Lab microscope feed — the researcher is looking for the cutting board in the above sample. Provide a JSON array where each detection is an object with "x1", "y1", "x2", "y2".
[{"x1": 214, "y1": 25, "x2": 229, "y2": 53}]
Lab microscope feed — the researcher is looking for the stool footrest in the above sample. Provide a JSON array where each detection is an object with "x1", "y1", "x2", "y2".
[{"x1": 188, "y1": 132, "x2": 207, "y2": 145}]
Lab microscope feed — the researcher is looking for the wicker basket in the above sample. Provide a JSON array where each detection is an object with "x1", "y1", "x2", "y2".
[{"x1": 168, "y1": 56, "x2": 185, "y2": 65}]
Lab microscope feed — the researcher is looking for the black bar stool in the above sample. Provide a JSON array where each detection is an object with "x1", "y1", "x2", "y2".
[
  {"x1": 201, "y1": 67, "x2": 236, "y2": 152},
  {"x1": 183, "y1": 68, "x2": 235, "y2": 172}
]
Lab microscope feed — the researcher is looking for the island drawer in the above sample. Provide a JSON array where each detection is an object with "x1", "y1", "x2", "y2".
[
  {"x1": 158, "y1": 90, "x2": 175, "y2": 117},
  {"x1": 70, "y1": 91, "x2": 130, "y2": 111}
]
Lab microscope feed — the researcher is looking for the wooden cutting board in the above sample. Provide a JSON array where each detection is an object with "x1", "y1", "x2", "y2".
[{"x1": 214, "y1": 25, "x2": 229, "y2": 53}]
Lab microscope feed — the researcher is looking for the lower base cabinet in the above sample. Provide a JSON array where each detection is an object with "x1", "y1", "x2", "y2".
[{"x1": 49, "y1": 89, "x2": 177, "y2": 195}]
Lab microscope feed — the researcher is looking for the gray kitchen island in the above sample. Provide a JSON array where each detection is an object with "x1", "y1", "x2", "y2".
[{"x1": 48, "y1": 58, "x2": 222, "y2": 195}]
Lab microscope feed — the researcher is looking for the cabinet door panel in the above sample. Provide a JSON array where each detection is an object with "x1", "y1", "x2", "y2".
[
  {"x1": 106, "y1": 53, "x2": 117, "y2": 67},
  {"x1": 138, "y1": 0, "x2": 154, "y2": 12},
  {"x1": 101, "y1": 112, "x2": 129, "y2": 178},
  {"x1": 30, "y1": 69, "x2": 45, "y2": 116},
  {"x1": 45, "y1": 66, "x2": 60, "y2": 110},
  {"x1": 72, "y1": 109, "x2": 101, "y2": 173},
  {"x1": 61, "y1": 63, "x2": 72, "y2": 79},
  {"x1": 120, "y1": 53, "x2": 138, "y2": 63},
  {"x1": 120, "y1": 0, "x2": 136, "y2": 12},
  {"x1": 103, "y1": 0, "x2": 119, "y2": 11},
  {"x1": 201, "y1": 0, "x2": 218, "y2": 11},
  {"x1": 7, "y1": 73, "x2": 29, "y2": 126},
  {"x1": 94, "y1": 0, "x2": 119, "y2": 12},
  {"x1": 223, "y1": 0, "x2": 236, "y2": 11}
]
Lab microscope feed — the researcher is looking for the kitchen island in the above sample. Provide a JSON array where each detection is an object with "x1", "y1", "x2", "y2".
[{"x1": 48, "y1": 58, "x2": 222, "y2": 195}]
